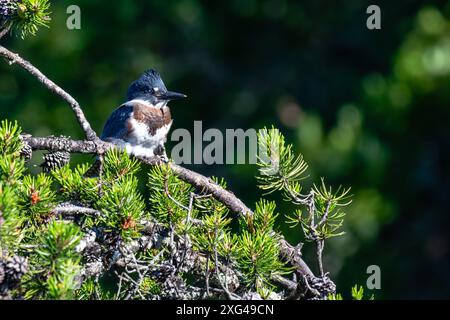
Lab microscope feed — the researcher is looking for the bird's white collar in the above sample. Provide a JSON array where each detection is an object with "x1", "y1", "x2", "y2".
[{"x1": 126, "y1": 99, "x2": 167, "y2": 109}]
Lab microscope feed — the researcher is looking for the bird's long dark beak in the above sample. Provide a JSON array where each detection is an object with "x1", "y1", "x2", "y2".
[{"x1": 159, "y1": 91, "x2": 187, "y2": 100}]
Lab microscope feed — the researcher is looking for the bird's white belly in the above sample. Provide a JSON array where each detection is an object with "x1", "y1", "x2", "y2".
[{"x1": 124, "y1": 118, "x2": 172, "y2": 157}]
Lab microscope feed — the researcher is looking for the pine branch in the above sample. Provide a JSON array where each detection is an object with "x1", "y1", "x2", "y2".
[
  {"x1": 0, "y1": 40, "x2": 322, "y2": 297},
  {"x1": 22, "y1": 134, "x2": 315, "y2": 280},
  {"x1": 21, "y1": 135, "x2": 252, "y2": 217},
  {"x1": 21, "y1": 135, "x2": 102, "y2": 154}
]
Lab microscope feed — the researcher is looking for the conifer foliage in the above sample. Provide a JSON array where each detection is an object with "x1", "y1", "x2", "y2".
[
  {"x1": 0, "y1": 0, "x2": 51, "y2": 38},
  {"x1": 0, "y1": 120, "x2": 353, "y2": 299},
  {"x1": 0, "y1": 1, "x2": 357, "y2": 300}
]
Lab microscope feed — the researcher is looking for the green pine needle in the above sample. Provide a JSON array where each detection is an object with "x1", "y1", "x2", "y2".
[
  {"x1": 256, "y1": 127, "x2": 308, "y2": 196},
  {"x1": 9, "y1": 0, "x2": 51, "y2": 38}
]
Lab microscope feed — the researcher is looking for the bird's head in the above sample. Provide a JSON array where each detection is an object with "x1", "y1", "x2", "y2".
[{"x1": 126, "y1": 69, "x2": 186, "y2": 107}]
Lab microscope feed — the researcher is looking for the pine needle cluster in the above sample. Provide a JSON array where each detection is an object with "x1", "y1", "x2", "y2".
[
  {"x1": 0, "y1": 120, "x2": 355, "y2": 300},
  {"x1": 0, "y1": 0, "x2": 51, "y2": 38}
]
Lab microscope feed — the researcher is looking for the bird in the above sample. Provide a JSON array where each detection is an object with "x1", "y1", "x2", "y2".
[{"x1": 100, "y1": 69, "x2": 186, "y2": 161}]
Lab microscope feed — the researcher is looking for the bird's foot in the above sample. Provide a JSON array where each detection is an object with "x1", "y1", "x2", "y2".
[
  {"x1": 158, "y1": 153, "x2": 169, "y2": 163},
  {"x1": 154, "y1": 145, "x2": 169, "y2": 163}
]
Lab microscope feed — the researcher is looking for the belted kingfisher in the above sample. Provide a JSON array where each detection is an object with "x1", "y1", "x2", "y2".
[{"x1": 100, "y1": 69, "x2": 186, "y2": 160}]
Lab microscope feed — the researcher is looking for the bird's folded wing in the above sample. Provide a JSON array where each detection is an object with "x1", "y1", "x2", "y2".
[{"x1": 100, "y1": 104, "x2": 133, "y2": 140}]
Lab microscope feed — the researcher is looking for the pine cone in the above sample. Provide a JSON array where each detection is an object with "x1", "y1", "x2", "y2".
[
  {"x1": 309, "y1": 275, "x2": 336, "y2": 297},
  {"x1": 19, "y1": 142, "x2": 33, "y2": 162},
  {"x1": 5, "y1": 255, "x2": 28, "y2": 281},
  {"x1": 41, "y1": 151, "x2": 71, "y2": 173}
]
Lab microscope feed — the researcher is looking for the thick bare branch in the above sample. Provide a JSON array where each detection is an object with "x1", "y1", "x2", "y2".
[
  {"x1": 278, "y1": 238, "x2": 315, "y2": 278},
  {"x1": 52, "y1": 204, "x2": 101, "y2": 217},
  {"x1": 22, "y1": 135, "x2": 102, "y2": 154},
  {"x1": 169, "y1": 165, "x2": 253, "y2": 217}
]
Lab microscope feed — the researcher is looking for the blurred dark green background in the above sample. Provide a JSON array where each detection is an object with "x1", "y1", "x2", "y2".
[{"x1": 1, "y1": 0, "x2": 449, "y2": 299}]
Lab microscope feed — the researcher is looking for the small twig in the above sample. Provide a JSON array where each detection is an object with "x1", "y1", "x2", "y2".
[
  {"x1": 213, "y1": 245, "x2": 239, "y2": 300},
  {"x1": 318, "y1": 199, "x2": 332, "y2": 227},
  {"x1": 205, "y1": 254, "x2": 211, "y2": 297},
  {"x1": 308, "y1": 191, "x2": 316, "y2": 228},
  {"x1": 0, "y1": 25, "x2": 11, "y2": 40},
  {"x1": 97, "y1": 154, "x2": 104, "y2": 196},
  {"x1": 169, "y1": 223, "x2": 176, "y2": 261},
  {"x1": 125, "y1": 254, "x2": 149, "y2": 299},
  {"x1": 187, "y1": 193, "x2": 195, "y2": 219},
  {"x1": 291, "y1": 188, "x2": 327, "y2": 277},
  {"x1": 93, "y1": 277, "x2": 101, "y2": 299},
  {"x1": 122, "y1": 272, "x2": 147, "y2": 300},
  {"x1": 115, "y1": 270, "x2": 123, "y2": 300},
  {"x1": 316, "y1": 240, "x2": 325, "y2": 277},
  {"x1": 174, "y1": 192, "x2": 195, "y2": 275},
  {"x1": 163, "y1": 173, "x2": 189, "y2": 211}
]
